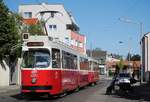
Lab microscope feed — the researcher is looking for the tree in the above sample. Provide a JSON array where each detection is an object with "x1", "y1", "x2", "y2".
[
  {"x1": 22, "y1": 20, "x2": 44, "y2": 35},
  {"x1": 0, "y1": 0, "x2": 19, "y2": 60},
  {"x1": 131, "y1": 54, "x2": 140, "y2": 61},
  {"x1": 126, "y1": 53, "x2": 132, "y2": 61},
  {"x1": 116, "y1": 58, "x2": 124, "y2": 73},
  {"x1": 94, "y1": 48, "x2": 102, "y2": 51},
  {"x1": 28, "y1": 22, "x2": 44, "y2": 35},
  {"x1": 111, "y1": 53, "x2": 122, "y2": 59}
]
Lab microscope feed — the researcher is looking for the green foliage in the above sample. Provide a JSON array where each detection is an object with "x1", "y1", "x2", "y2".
[
  {"x1": 126, "y1": 53, "x2": 141, "y2": 61},
  {"x1": 116, "y1": 58, "x2": 124, "y2": 73},
  {"x1": 117, "y1": 59, "x2": 124, "y2": 69},
  {"x1": 111, "y1": 53, "x2": 122, "y2": 59},
  {"x1": 28, "y1": 22, "x2": 44, "y2": 35},
  {"x1": 94, "y1": 48, "x2": 102, "y2": 51},
  {"x1": 131, "y1": 54, "x2": 141, "y2": 61},
  {"x1": 108, "y1": 70, "x2": 113, "y2": 77},
  {"x1": 22, "y1": 22, "x2": 44, "y2": 35},
  {"x1": 0, "y1": 0, "x2": 20, "y2": 60}
]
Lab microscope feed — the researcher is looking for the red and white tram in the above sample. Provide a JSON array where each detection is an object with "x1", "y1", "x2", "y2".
[{"x1": 21, "y1": 34, "x2": 99, "y2": 96}]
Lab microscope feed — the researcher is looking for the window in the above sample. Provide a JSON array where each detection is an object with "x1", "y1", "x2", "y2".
[
  {"x1": 24, "y1": 12, "x2": 32, "y2": 18},
  {"x1": 93, "y1": 62, "x2": 99, "y2": 71},
  {"x1": 22, "y1": 49, "x2": 50, "y2": 68},
  {"x1": 80, "y1": 57, "x2": 89, "y2": 70},
  {"x1": 65, "y1": 37, "x2": 69, "y2": 45},
  {"x1": 49, "y1": 25, "x2": 57, "y2": 31},
  {"x1": 49, "y1": 25, "x2": 53, "y2": 30},
  {"x1": 70, "y1": 54, "x2": 77, "y2": 69},
  {"x1": 62, "y1": 51, "x2": 77, "y2": 69},
  {"x1": 89, "y1": 61, "x2": 92, "y2": 71},
  {"x1": 62, "y1": 51, "x2": 70, "y2": 69},
  {"x1": 71, "y1": 39, "x2": 74, "y2": 45},
  {"x1": 53, "y1": 25, "x2": 57, "y2": 30},
  {"x1": 71, "y1": 39, "x2": 76, "y2": 46},
  {"x1": 119, "y1": 73, "x2": 130, "y2": 78},
  {"x1": 73, "y1": 55, "x2": 77, "y2": 69},
  {"x1": 75, "y1": 40, "x2": 78, "y2": 46},
  {"x1": 52, "y1": 48, "x2": 60, "y2": 68},
  {"x1": 79, "y1": 42, "x2": 83, "y2": 47}
]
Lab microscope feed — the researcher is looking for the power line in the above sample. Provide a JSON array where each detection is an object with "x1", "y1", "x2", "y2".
[{"x1": 39, "y1": 2, "x2": 66, "y2": 25}]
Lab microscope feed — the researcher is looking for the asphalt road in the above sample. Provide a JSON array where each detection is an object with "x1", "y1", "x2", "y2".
[{"x1": 0, "y1": 79, "x2": 147, "y2": 102}]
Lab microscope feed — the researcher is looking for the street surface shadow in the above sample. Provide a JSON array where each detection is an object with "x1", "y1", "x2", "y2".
[
  {"x1": 11, "y1": 93, "x2": 60, "y2": 101},
  {"x1": 106, "y1": 83, "x2": 150, "y2": 101},
  {"x1": 10, "y1": 85, "x2": 91, "y2": 101}
]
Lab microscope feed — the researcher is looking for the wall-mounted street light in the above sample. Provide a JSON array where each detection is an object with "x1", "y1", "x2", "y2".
[{"x1": 119, "y1": 17, "x2": 143, "y2": 38}]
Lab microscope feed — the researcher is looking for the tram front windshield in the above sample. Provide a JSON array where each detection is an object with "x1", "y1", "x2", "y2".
[{"x1": 22, "y1": 49, "x2": 50, "y2": 68}]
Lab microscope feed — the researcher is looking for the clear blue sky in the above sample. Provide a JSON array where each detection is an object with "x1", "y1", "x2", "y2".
[{"x1": 4, "y1": 0, "x2": 150, "y2": 57}]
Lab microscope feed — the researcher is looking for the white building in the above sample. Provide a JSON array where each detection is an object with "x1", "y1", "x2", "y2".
[
  {"x1": 141, "y1": 32, "x2": 150, "y2": 82},
  {"x1": 19, "y1": 3, "x2": 86, "y2": 54}
]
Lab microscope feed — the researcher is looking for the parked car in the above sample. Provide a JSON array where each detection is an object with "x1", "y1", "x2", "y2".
[
  {"x1": 114, "y1": 72, "x2": 136, "y2": 91},
  {"x1": 106, "y1": 72, "x2": 137, "y2": 94}
]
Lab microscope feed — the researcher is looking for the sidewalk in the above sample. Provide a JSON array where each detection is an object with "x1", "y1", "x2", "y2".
[
  {"x1": 0, "y1": 85, "x2": 20, "y2": 94},
  {"x1": 132, "y1": 82, "x2": 150, "y2": 101}
]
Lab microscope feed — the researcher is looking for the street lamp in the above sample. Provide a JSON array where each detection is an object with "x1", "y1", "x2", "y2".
[
  {"x1": 118, "y1": 41, "x2": 123, "y2": 58},
  {"x1": 119, "y1": 17, "x2": 143, "y2": 83},
  {"x1": 119, "y1": 17, "x2": 143, "y2": 39}
]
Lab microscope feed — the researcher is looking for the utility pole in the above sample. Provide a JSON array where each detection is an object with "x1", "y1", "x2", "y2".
[
  {"x1": 140, "y1": 22, "x2": 143, "y2": 83},
  {"x1": 128, "y1": 37, "x2": 132, "y2": 73},
  {"x1": 90, "y1": 43, "x2": 93, "y2": 57}
]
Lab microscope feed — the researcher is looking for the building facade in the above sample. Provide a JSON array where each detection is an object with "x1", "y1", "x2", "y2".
[
  {"x1": 141, "y1": 32, "x2": 150, "y2": 82},
  {"x1": 19, "y1": 3, "x2": 86, "y2": 54}
]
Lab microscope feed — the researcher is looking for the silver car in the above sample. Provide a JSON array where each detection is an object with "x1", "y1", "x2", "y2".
[{"x1": 114, "y1": 73, "x2": 132, "y2": 91}]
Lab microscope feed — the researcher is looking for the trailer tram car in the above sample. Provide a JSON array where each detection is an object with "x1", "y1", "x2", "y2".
[
  {"x1": 21, "y1": 34, "x2": 99, "y2": 96},
  {"x1": 88, "y1": 58, "x2": 100, "y2": 85}
]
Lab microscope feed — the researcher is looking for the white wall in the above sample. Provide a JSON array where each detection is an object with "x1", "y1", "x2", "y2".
[
  {"x1": 0, "y1": 60, "x2": 10, "y2": 86},
  {"x1": 147, "y1": 34, "x2": 150, "y2": 71},
  {"x1": 141, "y1": 32, "x2": 150, "y2": 82},
  {"x1": 142, "y1": 33, "x2": 150, "y2": 72},
  {"x1": 16, "y1": 58, "x2": 22, "y2": 85},
  {"x1": 19, "y1": 3, "x2": 86, "y2": 54}
]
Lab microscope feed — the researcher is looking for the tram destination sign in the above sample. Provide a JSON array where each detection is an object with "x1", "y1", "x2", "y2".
[{"x1": 27, "y1": 42, "x2": 44, "y2": 46}]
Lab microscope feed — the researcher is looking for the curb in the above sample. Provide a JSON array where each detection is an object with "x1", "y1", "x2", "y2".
[{"x1": 0, "y1": 85, "x2": 20, "y2": 94}]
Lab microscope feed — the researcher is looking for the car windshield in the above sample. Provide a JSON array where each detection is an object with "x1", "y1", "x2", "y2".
[
  {"x1": 22, "y1": 49, "x2": 50, "y2": 68},
  {"x1": 119, "y1": 73, "x2": 130, "y2": 78}
]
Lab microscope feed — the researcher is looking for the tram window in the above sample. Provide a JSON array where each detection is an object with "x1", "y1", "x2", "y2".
[
  {"x1": 22, "y1": 49, "x2": 50, "y2": 68},
  {"x1": 62, "y1": 51, "x2": 77, "y2": 69},
  {"x1": 80, "y1": 57, "x2": 89, "y2": 70},
  {"x1": 93, "y1": 62, "x2": 99, "y2": 71},
  {"x1": 88, "y1": 61, "x2": 92, "y2": 71},
  {"x1": 70, "y1": 54, "x2": 77, "y2": 69},
  {"x1": 62, "y1": 51, "x2": 70, "y2": 69},
  {"x1": 73, "y1": 55, "x2": 77, "y2": 69},
  {"x1": 52, "y1": 48, "x2": 60, "y2": 68},
  {"x1": 62, "y1": 51, "x2": 65, "y2": 68}
]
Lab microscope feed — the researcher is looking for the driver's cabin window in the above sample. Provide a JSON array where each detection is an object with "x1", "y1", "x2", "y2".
[{"x1": 52, "y1": 48, "x2": 60, "y2": 68}]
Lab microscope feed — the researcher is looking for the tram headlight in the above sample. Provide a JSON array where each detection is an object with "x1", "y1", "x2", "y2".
[{"x1": 31, "y1": 78, "x2": 37, "y2": 84}]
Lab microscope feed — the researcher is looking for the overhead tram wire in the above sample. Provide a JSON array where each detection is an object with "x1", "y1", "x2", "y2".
[
  {"x1": 35, "y1": 0, "x2": 78, "y2": 28},
  {"x1": 34, "y1": 0, "x2": 67, "y2": 36},
  {"x1": 38, "y1": 1, "x2": 66, "y2": 25}
]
